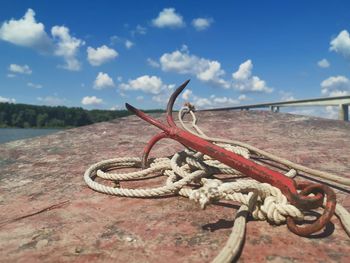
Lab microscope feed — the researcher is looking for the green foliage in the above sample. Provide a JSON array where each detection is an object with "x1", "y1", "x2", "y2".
[{"x1": 0, "y1": 103, "x2": 164, "y2": 128}]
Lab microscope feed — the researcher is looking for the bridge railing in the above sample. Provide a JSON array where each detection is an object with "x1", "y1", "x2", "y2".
[{"x1": 200, "y1": 96, "x2": 350, "y2": 121}]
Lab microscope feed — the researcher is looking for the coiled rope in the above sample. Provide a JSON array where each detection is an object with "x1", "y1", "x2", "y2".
[{"x1": 84, "y1": 106, "x2": 350, "y2": 262}]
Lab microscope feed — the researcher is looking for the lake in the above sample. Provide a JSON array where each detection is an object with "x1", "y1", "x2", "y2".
[{"x1": 0, "y1": 128, "x2": 62, "y2": 144}]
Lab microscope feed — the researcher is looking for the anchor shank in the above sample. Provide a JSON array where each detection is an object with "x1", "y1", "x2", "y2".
[{"x1": 171, "y1": 128, "x2": 299, "y2": 200}]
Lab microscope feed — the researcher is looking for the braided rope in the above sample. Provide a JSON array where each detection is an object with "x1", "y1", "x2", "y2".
[{"x1": 84, "y1": 107, "x2": 350, "y2": 263}]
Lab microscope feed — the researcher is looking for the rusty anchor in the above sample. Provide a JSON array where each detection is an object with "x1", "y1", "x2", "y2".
[{"x1": 125, "y1": 79, "x2": 336, "y2": 236}]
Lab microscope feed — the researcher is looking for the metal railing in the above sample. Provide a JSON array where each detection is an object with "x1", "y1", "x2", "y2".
[{"x1": 201, "y1": 95, "x2": 350, "y2": 121}]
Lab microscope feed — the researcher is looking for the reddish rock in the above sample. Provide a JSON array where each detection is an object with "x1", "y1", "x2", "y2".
[{"x1": 0, "y1": 110, "x2": 349, "y2": 262}]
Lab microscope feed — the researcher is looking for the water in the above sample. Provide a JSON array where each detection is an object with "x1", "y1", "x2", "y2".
[{"x1": 0, "y1": 128, "x2": 62, "y2": 144}]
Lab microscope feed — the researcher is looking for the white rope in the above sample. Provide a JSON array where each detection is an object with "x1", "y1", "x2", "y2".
[
  {"x1": 84, "y1": 148, "x2": 307, "y2": 262},
  {"x1": 178, "y1": 107, "x2": 350, "y2": 187},
  {"x1": 83, "y1": 106, "x2": 350, "y2": 263}
]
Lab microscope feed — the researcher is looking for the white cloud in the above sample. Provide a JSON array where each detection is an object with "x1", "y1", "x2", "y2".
[
  {"x1": 147, "y1": 58, "x2": 160, "y2": 68},
  {"x1": 7, "y1": 73, "x2": 16, "y2": 78},
  {"x1": 119, "y1": 75, "x2": 166, "y2": 94},
  {"x1": 211, "y1": 95, "x2": 239, "y2": 106},
  {"x1": 136, "y1": 95, "x2": 144, "y2": 101},
  {"x1": 330, "y1": 30, "x2": 350, "y2": 59},
  {"x1": 37, "y1": 95, "x2": 67, "y2": 106},
  {"x1": 193, "y1": 95, "x2": 240, "y2": 109},
  {"x1": 125, "y1": 40, "x2": 134, "y2": 49},
  {"x1": 238, "y1": 94, "x2": 248, "y2": 101},
  {"x1": 151, "y1": 94, "x2": 166, "y2": 104},
  {"x1": 279, "y1": 91, "x2": 295, "y2": 101},
  {"x1": 93, "y1": 72, "x2": 115, "y2": 89},
  {"x1": 27, "y1": 82, "x2": 42, "y2": 89},
  {"x1": 232, "y1": 60, "x2": 273, "y2": 93},
  {"x1": 159, "y1": 46, "x2": 229, "y2": 88},
  {"x1": 196, "y1": 61, "x2": 225, "y2": 85},
  {"x1": 152, "y1": 8, "x2": 185, "y2": 28},
  {"x1": 182, "y1": 91, "x2": 244, "y2": 109},
  {"x1": 81, "y1": 96, "x2": 103, "y2": 105},
  {"x1": 51, "y1": 26, "x2": 85, "y2": 71},
  {"x1": 110, "y1": 105, "x2": 122, "y2": 110},
  {"x1": 0, "y1": 8, "x2": 52, "y2": 51},
  {"x1": 193, "y1": 97, "x2": 212, "y2": 108},
  {"x1": 0, "y1": 9, "x2": 85, "y2": 70},
  {"x1": 87, "y1": 45, "x2": 118, "y2": 66},
  {"x1": 8, "y1": 64, "x2": 32, "y2": 74},
  {"x1": 0, "y1": 96, "x2": 16, "y2": 103},
  {"x1": 192, "y1": 18, "x2": 213, "y2": 31},
  {"x1": 181, "y1": 89, "x2": 192, "y2": 100},
  {"x1": 232, "y1": 60, "x2": 252, "y2": 80},
  {"x1": 321, "y1": 75, "x2": 350, "y2": 97},
  {"x1": 317, "y1": 58, "x2": 330, "y2": 68},
  {"x1": 131, "y1": 25, "x2": 147, "y2": 36}
]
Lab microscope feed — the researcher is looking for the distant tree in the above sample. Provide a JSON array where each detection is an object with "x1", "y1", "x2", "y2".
[
  {"x1": 0, "y1": 102, "x2": 164, "y2": 128},
  {"x1": 36, "y1": 113, "x2": 48, "y2": 127}
]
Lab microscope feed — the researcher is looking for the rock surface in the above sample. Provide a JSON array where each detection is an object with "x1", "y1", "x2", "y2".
[{"x1": 1, "y1": 110, "x2": 350, "y2": 262}]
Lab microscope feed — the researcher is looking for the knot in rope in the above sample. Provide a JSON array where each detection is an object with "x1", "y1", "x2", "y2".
[
  {"x1": 84, "y1": 105, "x2": 350, "y2": 263},
  {"x1": 189, "y1": 178, "x2": 223, "y2": 209}
]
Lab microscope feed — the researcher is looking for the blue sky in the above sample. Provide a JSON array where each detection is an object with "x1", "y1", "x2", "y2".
[{"x1": 1, "y1": 1, "x2": 350, "y2": 117}]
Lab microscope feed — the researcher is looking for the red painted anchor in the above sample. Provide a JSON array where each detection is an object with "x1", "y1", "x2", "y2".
[{"x1": 125, "y1": 79, "x2": 336, "y2": 236}]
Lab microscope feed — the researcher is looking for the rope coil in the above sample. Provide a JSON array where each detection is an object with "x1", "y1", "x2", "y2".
[{"x1": 84, "y1": 106, "x2": 350, "y2": 262}]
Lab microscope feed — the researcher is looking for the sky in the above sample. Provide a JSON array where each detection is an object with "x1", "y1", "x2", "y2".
[{"x1": 0, "y1": 1, "x2": 350, "y2": 118}]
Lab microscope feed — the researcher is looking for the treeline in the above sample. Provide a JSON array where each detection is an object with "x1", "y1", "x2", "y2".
[{"x1": 0, "y1": 102, "x2": 164, "y2": 128}]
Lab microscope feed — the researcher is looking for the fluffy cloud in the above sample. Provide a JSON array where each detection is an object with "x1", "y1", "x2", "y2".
[
  {"x1": 152, "y1": 8, "x2": 185, "y2": 28},
  {"x1": 181, "y1": 89, "x2": 192, "y2": 100},
  {"x1": 321, "y1": 75, "x2": 350, "y2": 96},
  {"x1": 330, "y1": 30, "x2": 350, "y2": 59},
  {"x1": 87, "y1": 45, "x2": 118, "y2": 66},
  {"x1": 93, "y1": 72, "x2": 115, "y2": 89},
  {"x1": 119, "y1": 75, "x2": 167, "y2": 94},
  {"x1": 125, "y1": 40, "x2": 134, "y2": 49},
  {"x1": 180, "y1": 89, "x2": 246, "y2": 109},
  {"x1": 27, "y1": 82, "x2": 42, "y2": 89},
  {"x1": 81, "y1": 96, "x2": 104, "y2": 105},
  {"x1": 0, "y1": 96, "x2": 16, "y2": 103},
  {"x1": 159, "y1": 46, "x2": 228, "y2": 88},
  {"x1": 232, "y1": 60, "x2": 252, "y2": 80},
  {"x1": 317, "y1": 58, "x2": 330, "y2": 68},
  {"x1": 8, "y1": 64, "x2": 32, "y2": 74},
  {"x1": 192, "y1": 18, "x2": 213, "y2": 31},
  {"x1": 192, "y1": 94, "x2": 243, "y2": 109},
  {"x1": 147, "y1": 58, "x2": 160, "y2": 68},
  {"x1": 51, "y1": 26, "x2": 85, "y2": 71},
  {"x1": 0, "y1": 9, "x2": 85, "y2": 71},
  {"x1": 238, "y1": 94, "x2": 247, "y2": 101},
  {"x1": 232, "y1": 60, "x2": 273, "y2": 93},
  {"x1": 0, "y1": 9, "x2": 52, "y2": 51}
]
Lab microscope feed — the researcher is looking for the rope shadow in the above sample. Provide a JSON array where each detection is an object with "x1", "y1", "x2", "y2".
[{"x1": 202, "y1": 219, "x2": 233, "y2": 232}]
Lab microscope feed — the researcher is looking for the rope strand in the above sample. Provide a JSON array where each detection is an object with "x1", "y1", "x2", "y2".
[{"x1": 84, "y1": 107, "x2": 350, "y2": 263}]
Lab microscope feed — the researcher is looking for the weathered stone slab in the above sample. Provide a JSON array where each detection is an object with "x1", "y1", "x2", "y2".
[{"x1": 1, "y1": 111, "x2": 349, "y2": 262}]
